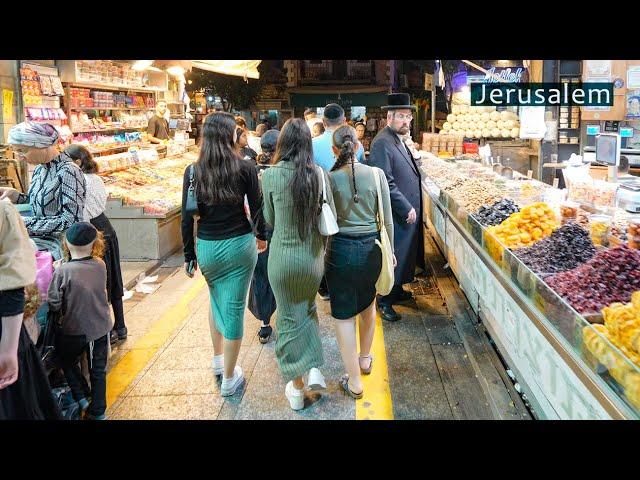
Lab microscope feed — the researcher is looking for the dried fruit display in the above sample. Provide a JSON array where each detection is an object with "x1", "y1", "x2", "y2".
[
  {"x1": 546, "y1": 246, "x2": 640, "y2": 314},
  {"x1": 513, "y1": 223, "x2": 596, "y2": 275}
]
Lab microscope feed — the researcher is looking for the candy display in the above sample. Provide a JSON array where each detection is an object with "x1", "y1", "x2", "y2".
[
  {"x1": 513, "y1": 223, "x2": 596, "y2": 275},
  {"x1": 101, "y1": 151, "x2": 198, "y2": 215},
  {"x1": 474, "y1": 199, "x2": 520, "y2": 227},
  {"x1": 602, "y1": 292, "x2": 640, "y2": 365},
  {"x1": 546, "y1": 246, "x2": 640, "y2": 314}
]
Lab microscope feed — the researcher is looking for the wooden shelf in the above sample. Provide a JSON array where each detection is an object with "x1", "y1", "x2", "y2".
[
  {"x1": 65, "y1": 81, "x2": 163, "y2": 93},
  {"x1": 69, "y1": 106, "x2": 152, "y2": 111},
  {"x1": 72, "y1": 126, "x2": 146, "y2": 134}
]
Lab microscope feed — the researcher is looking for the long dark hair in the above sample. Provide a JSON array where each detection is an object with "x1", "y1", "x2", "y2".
[
  {"x1": 65, "y1": 144, "x2": 99, "y2": 174},
  {"x1": 272, "y1": 118, "x2": 319, "y2": 241},
  {"x1": 331, "y1": 125, "x2": 359, "y2": 203},
  {"x1": 196, "y1": 112, "x2": 243, "y2": 205}
]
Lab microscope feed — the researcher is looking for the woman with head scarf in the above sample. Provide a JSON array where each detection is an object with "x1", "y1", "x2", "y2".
[{"x1": 0, "y1": 122, "x2": 86, "y2": 260}]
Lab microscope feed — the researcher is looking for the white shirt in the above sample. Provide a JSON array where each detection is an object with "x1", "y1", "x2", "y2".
[
  {"x1": 247, "y1": 133, "x2": 262, "y2": 155},
  {"x1": 83, "y1": 173, "x2": 108, "y2": 221}
]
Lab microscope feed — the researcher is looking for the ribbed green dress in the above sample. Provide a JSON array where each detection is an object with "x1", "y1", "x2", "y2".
[{"x1": 261, "y1": 162, "x2": 336, "y2": 382}]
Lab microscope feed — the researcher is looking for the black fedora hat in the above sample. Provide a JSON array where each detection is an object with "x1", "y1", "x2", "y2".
[{"x1": 381, "y1": 92, "x2": 416, "y2": 111}]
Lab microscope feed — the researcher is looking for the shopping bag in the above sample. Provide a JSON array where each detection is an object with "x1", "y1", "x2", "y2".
[
  {"x1": 34, "y1": 250, "x2": 53, "y2": 301},
  {"x1": 373, "y1": 167, "x2": 395, "y2": 296}
]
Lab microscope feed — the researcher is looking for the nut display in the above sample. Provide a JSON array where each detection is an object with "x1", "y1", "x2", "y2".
[
  {"x1": 444, "y1": 178, "x2": 504, "y2": 214},
  {"x1": 513, "y1": 223, "x2": 596, "y2": 275},
  {"x1": 546, "y1": 245, "x2": 640, "y2": 314},
  {"x1": 474, "y1": 199, "x2": 520, "y2": 227}
]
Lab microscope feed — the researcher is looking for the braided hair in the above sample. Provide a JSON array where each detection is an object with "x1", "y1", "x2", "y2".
[{"x1": 331, "y1": 125, "x2": 360, "y2": 203}]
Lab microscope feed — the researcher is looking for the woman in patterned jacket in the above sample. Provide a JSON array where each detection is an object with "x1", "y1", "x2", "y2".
[{"x1": 0, "y1": 122, "x2": 86, "y2": 261}]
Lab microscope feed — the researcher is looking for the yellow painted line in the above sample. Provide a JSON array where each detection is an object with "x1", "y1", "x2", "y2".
[
  {"x1": 355, "y1": 312, "x2": 394, "y2": 420},
  {"x1": 106, "y1": 276, "x2": 207, "y2": 407}
]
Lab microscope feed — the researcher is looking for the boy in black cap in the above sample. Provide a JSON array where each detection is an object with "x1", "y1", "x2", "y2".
[{"x1": 48, "y1": 222, "x2": 112, "y2": 420}]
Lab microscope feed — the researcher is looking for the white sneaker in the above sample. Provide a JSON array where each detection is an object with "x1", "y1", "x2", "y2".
[
  {"x1": 220, "y1": 366, "x2": 244, "y2": 397},
  {"x1": 285, "y1": 381, "x2": 305, "y2": 410},
  {"x1": 307, "y1": 367, "x2": 327, "y2": 391}
]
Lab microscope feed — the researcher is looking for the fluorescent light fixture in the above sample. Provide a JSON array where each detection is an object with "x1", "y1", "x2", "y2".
[
  {"x1": 132, "y1": 60, "x2": 154, "y2": 71},
  {"x1": 167, "y1": 65, "x2": 185, "y2": 76},
  {"x1": 147, "y1": 66, "x2": 163, "y2": 72}
]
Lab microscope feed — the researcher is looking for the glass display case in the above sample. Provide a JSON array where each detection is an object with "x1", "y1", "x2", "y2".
[{"x1": 420, "y1": 156, "x2": 640, "y2": 419}]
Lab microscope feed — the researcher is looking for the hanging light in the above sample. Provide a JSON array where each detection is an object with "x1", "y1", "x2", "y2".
[
  {"x1": 132, "y1": 60, "x2": 154, "y2": 71},
  {"x1": 166, "y1": 65, "x2": 185, "y2": 77}
]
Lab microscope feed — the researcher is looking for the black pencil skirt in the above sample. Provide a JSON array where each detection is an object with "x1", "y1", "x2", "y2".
[{"x1": 325, "y1": 232, "x2": 381, "y2": 320}]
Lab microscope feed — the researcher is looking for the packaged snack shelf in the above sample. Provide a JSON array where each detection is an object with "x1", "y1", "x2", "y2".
[{"x1": 420, "y1": 152, "x2": 640, "y2": 419}]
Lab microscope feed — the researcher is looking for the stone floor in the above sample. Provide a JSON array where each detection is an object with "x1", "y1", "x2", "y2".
[{"x1": 105, "y1": 235, "x2": 532, "y2": 420}]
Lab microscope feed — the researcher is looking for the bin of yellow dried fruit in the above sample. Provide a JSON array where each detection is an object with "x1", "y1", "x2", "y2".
[
  {"x1": 583, "y1": 324, "x2": 640, "y2": 409},
  {"x1": 484, "y1": 202, "x2": 558, "y2": 263},
  {"x1": 602, "y1": 291, "x2": 640, "y2": 363}
]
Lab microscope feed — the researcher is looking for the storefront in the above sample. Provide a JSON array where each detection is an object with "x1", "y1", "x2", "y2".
[{"x1": 430, "y1": 60, "x2": 542, "y2": 180}]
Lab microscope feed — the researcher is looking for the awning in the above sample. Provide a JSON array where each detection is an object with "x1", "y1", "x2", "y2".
[
  {"x1": 190, "y1": 60, "x2": 261, "y2": 80},
  {"x1": 289, "y1": 90, "x2": 388, "y2": 108}
]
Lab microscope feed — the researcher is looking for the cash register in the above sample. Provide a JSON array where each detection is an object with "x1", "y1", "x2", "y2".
[{"x1": 595, "y1": 133, "x2": 640, "y2": 213}]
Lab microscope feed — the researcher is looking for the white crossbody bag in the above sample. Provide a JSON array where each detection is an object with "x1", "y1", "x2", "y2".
[
  {"x1": 317, "y1": 165, "x2": 339, "y2": 236},
  {"x1": 373, "y1": 167, "x2": 394, "y2": 295}
]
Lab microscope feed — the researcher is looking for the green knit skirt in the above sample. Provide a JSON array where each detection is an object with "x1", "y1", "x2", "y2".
[
  {"x1": 268, "y1": 235, "x2": 325, "y2": 382},
  {"x1": 197, "y1": 233, "x2": 258, "y2": 340}
]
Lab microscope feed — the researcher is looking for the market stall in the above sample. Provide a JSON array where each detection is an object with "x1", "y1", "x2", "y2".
[
  {"x1": 97, "y1": 141, "x2": 197, "y2": 260},
  {"x1": 419, "y1": 151, "x2": 640, "y2": 419}
]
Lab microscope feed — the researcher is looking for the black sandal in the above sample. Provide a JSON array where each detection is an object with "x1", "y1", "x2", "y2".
[
  {"x1": 258, "y1": 325, "x2": 272, "y2": 344},
  {"x1": 339, "y1": 374, "x2": 363, "y2": 399}
]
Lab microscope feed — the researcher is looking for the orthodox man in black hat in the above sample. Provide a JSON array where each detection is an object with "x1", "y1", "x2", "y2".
[{"x1": 366, "y1": 93, "x2": 425, "y2": 322}]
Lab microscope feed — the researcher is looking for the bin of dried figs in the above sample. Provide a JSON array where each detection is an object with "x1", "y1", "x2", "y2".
[{"x1": 546, "y1": 245, "x2": 640, "y2": 315}]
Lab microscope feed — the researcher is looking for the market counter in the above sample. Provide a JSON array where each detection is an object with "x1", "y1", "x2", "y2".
[{"x1": 421, "y1": 178, "x2": 639, "y2": 420}]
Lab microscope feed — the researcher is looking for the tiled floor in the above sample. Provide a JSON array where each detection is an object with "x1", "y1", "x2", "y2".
[{"x1": 105, "y1": 235, "x2": 532, "y2": 420}]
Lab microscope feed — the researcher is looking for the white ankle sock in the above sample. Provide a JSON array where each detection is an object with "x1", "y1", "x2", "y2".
[{"x1": 213, "y1": 354, "x2": 224, "y2": 371}]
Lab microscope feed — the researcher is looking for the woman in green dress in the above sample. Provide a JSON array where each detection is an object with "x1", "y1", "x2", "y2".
[{"x1": 261, "y1": 118, "x2": 336, "y2": 411}]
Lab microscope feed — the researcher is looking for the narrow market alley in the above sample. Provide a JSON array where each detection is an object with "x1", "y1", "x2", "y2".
[{"x1": 105, "y1": 234, "x2": 531, "y2": 420}]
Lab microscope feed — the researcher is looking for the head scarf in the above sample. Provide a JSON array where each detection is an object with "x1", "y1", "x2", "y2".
[{"x1": 7, "y1": 122, "x2": 59, "y2": 148}]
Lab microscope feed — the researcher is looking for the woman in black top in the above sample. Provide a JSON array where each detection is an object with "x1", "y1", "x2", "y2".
[
  {"x1": 235, "y1": 127, "x2": 258, "y2": 162},
  {"x1": 181, "y1": 112, "x2": 267, "y2": 397}
]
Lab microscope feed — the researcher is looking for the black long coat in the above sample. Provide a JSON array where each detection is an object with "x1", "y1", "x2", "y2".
[{"x1": 367, "y1": 126, "x2": 424, "y2": 286}]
